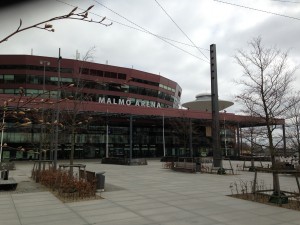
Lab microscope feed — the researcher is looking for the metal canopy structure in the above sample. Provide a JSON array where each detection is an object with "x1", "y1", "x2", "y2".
[{"x1": 182, "y1": 93, "x2": 234, "y2": 112}]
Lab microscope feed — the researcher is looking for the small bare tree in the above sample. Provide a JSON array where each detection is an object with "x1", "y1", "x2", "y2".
[
  {"x1": 169, "y1": 111, "x2": 192, "y2": 157},
  {"x1": 59, "y1": 47, "x2": 95, "y2": 170},
  {"x1": 235, "y1": 36, "x2": 299, "y2": 195},
  {"x1": 238, "y1": 100, "x2": 267, "y2": 167}
]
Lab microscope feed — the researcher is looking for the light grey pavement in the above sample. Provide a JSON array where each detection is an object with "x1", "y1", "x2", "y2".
[{"x1": 1, "y1": 159, "x2": 300, "y2": 225}]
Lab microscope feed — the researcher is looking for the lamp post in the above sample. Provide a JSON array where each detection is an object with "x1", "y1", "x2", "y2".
[
  {"x1": 163, "y1": 113, "x2": 166, "y2": 157},
  {"x1": 224, "y1": 110, "x2": 227, "y2": 157},
  {"x1": 129, "y1": 115, "x2": 133, "y2": 164},
  {"x1": 0, "y1": 109, "x2": 6, "y2": 163},
  {"x1": 106, "y1": 109, "x2": 109, "y2": 158},
  {"x1": 53, "y1": 49, "x2": 62, "y2": 170},
  {"x1": 40, "y1": 61, "x2": 50, "y2": 95},
  {"x1": 38, "y1": 60, "x2": 50, "y2": 180},
  {"x1": 39, "y1": 60, "x2": 50, "y2": 152}
]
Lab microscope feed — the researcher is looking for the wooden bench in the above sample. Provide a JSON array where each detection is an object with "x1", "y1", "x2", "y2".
[
  {"x1": 172, "y1": 162, "x2": 196, "y2": 173},
  {"x1": 201, "y1": 165, "x2": 210, "y2": 173},
  {"x1": 162, "y1": 162, "x2": 173, "y2": 169}
]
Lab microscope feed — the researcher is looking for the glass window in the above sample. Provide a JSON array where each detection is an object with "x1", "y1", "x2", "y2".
[
  {"x1": 4, "y1": 75, "x2": 14, "y2": 80},
  {"x1": 4, "y1": 89, "x2": 15, "y2": 94},
  {"x1": 118, "y1": 73, "x2": 126, "y2": 80},
  {"x1": 104, "y1": 71, "x2": 117, "y2": 78},
  {"x1": 27, "y1": 75, "x2": 41, "y2": 84},
  {"x1": 97, "y1": 70, "x2": 103, "y2": 76},
  {"x1": 80, "y1": 68, "x2": 89, "y2": 75},
  {"x1": 14, "y1": 75, "x2": 26, "y2": 84},
  {"x1": 50, "y1": 91, "x2": 58, "y2": 97},
  {"x1": 111, "y1": 72, "x2": 117, "y2": 78},
  {"x1": 61, "y1": 78, "x2": 73, "y2": 83},
  {"x1": 90, "y1": 69, "x2": 98, "y2": 75},
  {"x1": 26, "y1": 89, "x2": 39, "y2": 95},
  {"x1": 60, "y1": 68, "x2": 73, "y2": 73},
  {"x1": 3, "y1": 75, "x2": 15, "y2": 84},
  {"x1": 50, "y1": 77, "x2": 58, "y2": 82},
  {"x1": 129, "y1": 86, "x2": 138, "y2": 94}
]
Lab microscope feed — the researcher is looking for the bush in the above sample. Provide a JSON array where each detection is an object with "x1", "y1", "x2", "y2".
[{"x1": 38, "y1": 169, "x2": 97, "y2": 201}]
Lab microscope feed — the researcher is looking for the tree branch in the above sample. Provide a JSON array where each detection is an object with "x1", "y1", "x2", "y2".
[{"x1": 0, "y1": 5, "x2": 112, "y2": 44}]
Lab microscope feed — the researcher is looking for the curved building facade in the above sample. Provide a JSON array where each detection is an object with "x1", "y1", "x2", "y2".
[
  {"x1": 0, "y1": 55, "x2": 285, "y2": 161},
  {"x1": 0, "y1": 55, "x2": 182, "y2": 109}
]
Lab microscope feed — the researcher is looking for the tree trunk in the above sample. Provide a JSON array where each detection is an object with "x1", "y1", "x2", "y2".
[
  {"x1": 297, "y1": 124, "x2": 300, "y2": 164},
  {"x1": 268, "y1": 126, "x2": 281, "y2": 194},
  {"x1": 270, "y1": 154, "x2": 280, "y2": 194},
  {"x1": 70, "y1": 122, "x2": 75, "y2": 175}
]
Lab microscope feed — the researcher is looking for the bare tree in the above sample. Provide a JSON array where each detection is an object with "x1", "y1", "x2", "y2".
[
  {"x1": 59, "y1": 47, "x2": 95, "y2": 169},
  {"x1": 235, "y1": 36, "x2": 299, "y2": 195},
  {"x1": 170, "y1": 117, "x2": 190, "y2": 156},
  {"x1": 0, "y1": 5, "x2": 112, "y2": 44},
  {"x1": 237, "y1": 100, "x2": 267, "y2": 167}
]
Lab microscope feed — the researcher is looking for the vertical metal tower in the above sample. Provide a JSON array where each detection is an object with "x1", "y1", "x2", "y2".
[{"x1": 210, "y1": 44, "x2": 222, "y2": 168}]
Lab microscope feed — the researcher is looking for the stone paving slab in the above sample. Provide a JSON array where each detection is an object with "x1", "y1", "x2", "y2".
[
  {"x1": 1, "y1": 160, "x2": 300, "y2": 225},
  {"x1": 0, "y1": 192, "x2": 88, "y2": 225}
]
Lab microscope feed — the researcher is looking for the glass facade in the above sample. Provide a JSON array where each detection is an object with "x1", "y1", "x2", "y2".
[{"x1": 2, "y1": 116, "x2": 217, "y2": 160}]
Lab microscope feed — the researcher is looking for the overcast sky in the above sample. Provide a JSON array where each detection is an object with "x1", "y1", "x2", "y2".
[{"x1": 1, "y1": 0, "x2": 300, "y2": 113}]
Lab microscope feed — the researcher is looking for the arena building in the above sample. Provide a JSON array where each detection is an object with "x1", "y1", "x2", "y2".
[{"x1": 0, "y1": 55, "x2": 285, "y2": 161}]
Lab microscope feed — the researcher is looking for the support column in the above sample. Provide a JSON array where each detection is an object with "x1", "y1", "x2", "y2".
[
  {"x1": 129, "y1": 115, "x2": 133, "y2": 164},
  {"x1": 189, "y1": 118, "x2": 193, "y2": 157},
  {"x1": 236, "y1": 123, "x2": 240, "y2": 157}
]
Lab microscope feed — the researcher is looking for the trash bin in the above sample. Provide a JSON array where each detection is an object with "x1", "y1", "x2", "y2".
[
  {"x1": 1, "y1": 170, "x2": 9, "y2": 180},
  {"x1": 196, "y1": 162, "x2": 201, "y2": 172},
  {"x1": 96, "y1": 172, "x2": 105, "y2": 191}
]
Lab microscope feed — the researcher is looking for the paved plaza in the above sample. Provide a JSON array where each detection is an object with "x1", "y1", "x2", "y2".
[{"x1": 1, "y1": 159, "x2": 300, "y2": 225}]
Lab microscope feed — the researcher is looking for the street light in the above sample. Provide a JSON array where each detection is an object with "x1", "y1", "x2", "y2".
[
  {"x1": 39, "y1": 60, "x2": 50, "y2": 149},
  {"x1": 0, "y1": 109, "x2": 6, "y2": 163},
  {"x1": 37, "y1": 60, "x2": 50, "y2": 180},
  {"x1": 54, "y1": 49, "x2": 62, "y2": 170},
  {"x1": 0, "y1": 99, "x2": 11, "y2": 162},
  {"x1": 40, "y1": 60, "x2": 50, "y2": 95},
  {"x1": 163, "y1": 113, "x2": 166, "y2": 157},
  {"x1": 106, "y1": 109, "x2": 109, "y2": 158}
]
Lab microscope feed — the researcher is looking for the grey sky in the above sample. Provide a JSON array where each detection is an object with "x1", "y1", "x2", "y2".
[{"x1": 1, "y1": 0, "x2": 299, "y2": 113}]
